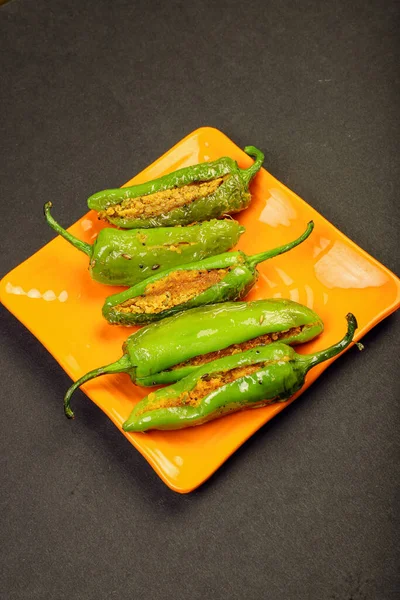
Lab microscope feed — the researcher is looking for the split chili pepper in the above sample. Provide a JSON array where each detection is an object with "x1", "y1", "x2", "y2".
[
  {"x1": 63, "y1": 299, "x2": 324, "y2": 418},
  {"x1": 87, "y1": 146, "x2": 264, "y2": 228},
  {"x1": 44, "y1": 202, "x2": 244, "y2": 286},
  {"x1": 102, "y1": 221, "x2": 314, "y2": 325},
  {"x1": 122, "y1": 314, "x2": 358, "y2": 432}
]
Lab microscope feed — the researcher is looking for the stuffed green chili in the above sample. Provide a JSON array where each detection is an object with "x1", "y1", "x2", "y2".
[
  {"x1": 63, "y1": 299, "x2": 324, "y2": 418},
  {"x1": 44, "y1": 202, "x2": 244, "y2": 286},
  {"x1": 102, "y1": 222, "x2": 314, "y2": 325},
  {"x1": 87, "y1": 146, "x2": 264, "y2": 228},
  {"x1": 123, "y1": 314, "x2": 358, "y2": 431}
]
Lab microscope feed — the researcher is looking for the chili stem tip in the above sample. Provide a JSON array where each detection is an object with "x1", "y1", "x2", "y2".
[
  {"x1": 306, "y1": 312, "x2": 359, "y2": 369},
  {"x1": 345, "y1": 313, "x2": 358, "y2": 332},
  {"x1": 63, "y1": 355, "x2": 132, "y2": 419},
  {"x1": 248, "y1": 220, "x2": 314, "y2": 267},
  {"x1": 44, "y1": 201, "x2": 92, "y2": 257},
  {"x1": 64, "y1": 404, "x2": 75, "y2": 419}
]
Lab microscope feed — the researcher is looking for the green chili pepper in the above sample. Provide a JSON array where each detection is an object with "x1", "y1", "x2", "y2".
[
  {"x1": 63, "y1": 299, "x2": 324, "y2": 418},
  {"x1": 43, "y1": 202, "x2": 244, "y2": 286},
  {"x1": 87, "y1": 146, "x2": 264, "y2": 228},
  {"x1": 122, "y1": 314, "x2": 358, "y2": 432},
  {"x1": 102, "y1": 222, "x2": 314, "y2": 325}
]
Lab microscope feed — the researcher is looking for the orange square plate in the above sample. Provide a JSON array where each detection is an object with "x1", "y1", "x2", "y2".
[{"x1": 1, "y1": 127, "x2": 399, "y2": 493}]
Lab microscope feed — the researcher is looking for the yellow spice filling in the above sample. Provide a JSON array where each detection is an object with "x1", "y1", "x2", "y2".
[
  {"x1": 171, "y1": 326, "x2": 303, "y2": 369},
  {"x1": 138, "y1": 364, "x2": 264, "y2": 415},
  {"x1": 117, "y1": 268, "x2": 229, "y2": 315},
  {"x1": 99, "y1": 177, "x2": 225, "y2": 221}
]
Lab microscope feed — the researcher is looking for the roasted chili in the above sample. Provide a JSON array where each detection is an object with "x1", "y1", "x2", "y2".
[
  {"x1": 123, "y1": 314, "x2": 358, "y2": 431},
  {"x1": 44, "y1": 202, "x2": 244, "y2": 286},
  {"x1": 87, "y1": 146, "x2": 264, "y2": 228},
  {"x1": 63, "y1": 299, "x2": 324, "y2": 417},
  {"x1": 102, "y1": 222, "x2": 314, "y2": 325}
]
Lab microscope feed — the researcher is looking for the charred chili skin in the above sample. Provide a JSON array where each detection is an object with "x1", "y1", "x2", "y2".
[
  {"x1": 122, "y1": 314, "x2": 358, "y2": 432},
  {"x1": 63, "y1": 299, "x2": 324, "y2": 418},
  {"x1": 87, "y1": 146, "x2": 264, "y2": 228},
  {"x1": 43, "y1": 202, "x2": 244, "y2": 286},
  {"x1": 102, "y1": 221, "x2": 314, "y2": 325}
]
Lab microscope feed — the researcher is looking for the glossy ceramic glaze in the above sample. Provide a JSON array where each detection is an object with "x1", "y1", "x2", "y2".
[{"x1": 1, "y1": 127, "x2": 399, "y2": 493}]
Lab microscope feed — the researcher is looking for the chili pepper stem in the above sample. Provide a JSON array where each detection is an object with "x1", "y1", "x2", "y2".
[
  {"x1": 240, "y1": 146, "x2": 265, "y2": 185},
  {"x1": 247, "y1": 221, "x2": 314, "y2": 268},
  {"x1": 64, "y1": 354, "x2": 131, "y2": 419},
  {"x1": 44, "y1": 202, "x2": 92, "y2": 257},
  {"x1": 305, "y1": 313, "x2": 358, "y2": 371}
]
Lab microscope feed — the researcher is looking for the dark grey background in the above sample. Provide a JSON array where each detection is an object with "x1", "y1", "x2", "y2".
[{"x1": 1, "y1": 1, "x2": 399, "y2": 598}]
